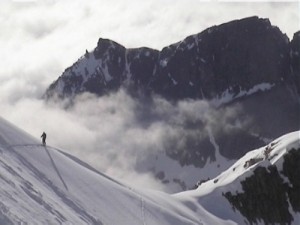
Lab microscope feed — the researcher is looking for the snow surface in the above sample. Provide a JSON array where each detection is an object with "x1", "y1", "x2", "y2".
[
  {"x1": 0, "y1": 116, "x2": 233, "y2": 225},
  {"x1": 0, "y1": 116, "x2": 299, "y2": 224}
]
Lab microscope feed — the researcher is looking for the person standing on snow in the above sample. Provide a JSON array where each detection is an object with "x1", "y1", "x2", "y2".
[{"x1": 41, "y1": 132, "x2": 47, "y2": 146}]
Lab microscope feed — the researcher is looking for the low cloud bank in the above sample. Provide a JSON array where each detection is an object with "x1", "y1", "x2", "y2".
[{"x1": 1, "y1": 88, "x2": 247, "y2": 191}]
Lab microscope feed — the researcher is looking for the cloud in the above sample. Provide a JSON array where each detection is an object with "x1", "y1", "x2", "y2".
[
  {"x1": 0, "y1": 0, "x2": 298, "y2": 191},
  {"x1": 0, "y1": 87, "x2": 246, "y2": 192}
]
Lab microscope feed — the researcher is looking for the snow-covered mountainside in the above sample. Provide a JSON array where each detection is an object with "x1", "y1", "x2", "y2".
[
  {"x1": 0, "y1": 116, "x2": 233, "y2": 225},
  {"x1": 0, "y1": 117, "x2": 299, "y2": 224}
]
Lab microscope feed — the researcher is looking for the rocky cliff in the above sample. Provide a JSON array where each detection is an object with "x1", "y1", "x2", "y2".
[
  {"x1": 224, "y1": 147, "x2": 300, "y2": 225},
  {"x1": 290, "y1": 31, "x2": 300, "y2": 95}
]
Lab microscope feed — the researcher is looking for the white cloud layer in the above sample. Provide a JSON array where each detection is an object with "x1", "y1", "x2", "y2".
[{"x1": 0, "y1": 0, "x2": 299, "y2": 190}]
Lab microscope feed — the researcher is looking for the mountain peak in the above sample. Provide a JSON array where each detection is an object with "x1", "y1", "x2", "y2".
[
  {"x1": 94, "y1": 38, "x2": 125, "y2": 59},
  {"x1": 46, "y1": 16, "x2": 294, "y2": 101}
]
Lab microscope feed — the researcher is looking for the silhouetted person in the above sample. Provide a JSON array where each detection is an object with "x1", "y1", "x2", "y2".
[{"x1": 41, "y1": 132, "x2": 46, "y2": 146}]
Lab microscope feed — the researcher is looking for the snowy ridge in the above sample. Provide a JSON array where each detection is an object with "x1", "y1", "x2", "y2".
[
  {"x1": 196, "y1": 131, "x2": 300, "y2": 196},
  {"x1": 176, "y1": 131, "x2": 300, "y2": 224}
]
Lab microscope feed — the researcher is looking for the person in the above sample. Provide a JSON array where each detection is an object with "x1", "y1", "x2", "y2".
[{"x1": 41, "y1": 132, "x2": 47, "y2": 146}]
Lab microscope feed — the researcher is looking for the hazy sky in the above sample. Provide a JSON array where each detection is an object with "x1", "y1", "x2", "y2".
[{"x1": 0, "y1": 0, "x2": 299, "y2": 191}]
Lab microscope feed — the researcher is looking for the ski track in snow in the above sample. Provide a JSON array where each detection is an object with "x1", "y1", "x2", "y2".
[
  {"x1": 44, "y1": 146, "x2": 69, "y2": 191},
  {"x1": 8, "y1": 146, "x2": 102, "y2": 225}
]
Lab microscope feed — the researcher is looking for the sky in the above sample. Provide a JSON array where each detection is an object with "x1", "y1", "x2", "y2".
[{"x1": 0, "y1": 0, "x2": 299, "y2": 191}]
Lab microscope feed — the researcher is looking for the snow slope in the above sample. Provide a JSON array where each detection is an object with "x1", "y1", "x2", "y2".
[{"x1": 0, "y1": 116, "x2": 233, "y2": 225}]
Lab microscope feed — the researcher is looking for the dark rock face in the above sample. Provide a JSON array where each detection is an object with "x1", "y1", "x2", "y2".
[
  {"x1": 282, "y1": 149, "x2": 300, "y2": 213},
  {"x1": 151, "y1": 17, "x2": 291, "y2": 100},
  {"x1": 290, "y1": 31, "x2": 300, "y2": 94},
  {"x1": 45, "y1": 16, "x2": 300, "y2": 165},
  {"x1": 224, "y1": 148, "x2": 300, "y2": 225}
]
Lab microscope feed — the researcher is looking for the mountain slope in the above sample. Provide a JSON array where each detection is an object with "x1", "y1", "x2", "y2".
[{"x1": 0, "y1": 116, "x2": 234, "y2": 225}]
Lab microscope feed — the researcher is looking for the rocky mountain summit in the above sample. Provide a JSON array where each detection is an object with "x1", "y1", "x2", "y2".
[
  {"x1": 45, "y1": 16, "x2": 300, "y2": 190},
  {"x1": 46, "y1": 16, "x2": 299, "y2": 101}
]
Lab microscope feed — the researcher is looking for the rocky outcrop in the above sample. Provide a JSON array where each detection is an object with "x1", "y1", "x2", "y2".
[
  {"x1": 282, "y1": 148, "x2": 300, "y2": 213},
  {"x1": 290, "y1": 31, "x2": 300, "y2": 94},
  {"x1": 224, "y1": 148, "x2": 300, "y2": 225}
]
